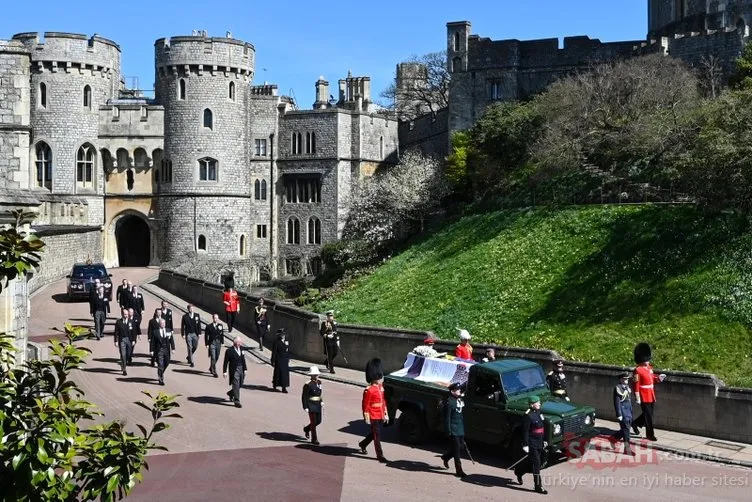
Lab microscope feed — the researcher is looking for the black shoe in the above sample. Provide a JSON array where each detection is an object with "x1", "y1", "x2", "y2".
[
  {"x1": 272, "y1": 386, "x2": 277, "y2": 392},
  {"x1": 455, "y1": 471, "x2": 467, "y2": 478},
  {"x1": 632, "y1": 424, "x2": 640, "y2": 435},
  {"x1": 516, "y1": 473, "x2": 523, "y2": 485},
  {"x1": 235, "y1": 402, "x2": 242, "y2": 408},
  {"x1": 535, "y1": 486, "x2": 548, "y2": 494},
  {"x1": 159, "y1": 380, "x2": 165, "y2": 386},
  {"x1": 330, "y1": 369, "x2": 336, "y2": 374},
  {"x1": 304, "y1": 428, "x2": 310, "y2": 439},
  {"x1": 150, "y1": 362, "x2": 155, "y2": 367},
  {"x1": 227, "y1": 390, "x2": 233, "y2": 401},
  {"x1": 647, "y1": 435, "x2": 658, "y2": 441},
  {"x1": 442, "y1": 457, "x2": 449, "y2": 469},
  {"x1": 122, "y1": 370, "x2": 127, "y2": 376},
  {"x1": 378, "y1": 457, "x2": 389, "y2": 464},
  {"x1": 312, "y1": 440, "x2": 320, "y2": 445},
  {"x1": 359, "y1": 443, "x2": 367, "y2": 455},
  {"x1": 213, "y1": 373, "x2": 218, "y2": 378},
  {"x1": 282, "y1": 388, "x2": 288, "y2": 394},
  {"x1": 190, "y1": 362, "x2": 194, "y2": 368}
]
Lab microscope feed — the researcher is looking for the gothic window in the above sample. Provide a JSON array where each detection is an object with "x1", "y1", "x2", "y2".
[
  {"x1": 229, "y1": 81, "x2": 236, "y2": 101},
  {"x1": 161, "y1": 159, "x2": 173, "y2": 183},
  {"x1": 197, "y1": 234, "x2": 207, "y2": 252},
  {"x1": 203, "y1": 108, "x2": 213, "y2": 129},
  {"x1": 285, "y1": 177, "x2": 321, "y2": 203},
  {"x1": 285, "y1": 258, "x2": 301, "y2": 276},
  {"x1": 305, "y1": 132, "x2": 311, "y2": 153},
  {"x1": 311, "y1": 132, "x2": 316, "y2": 153},
  {"x1": 76, "y1": 144, "x2": 95, "y2": 188},
  {"x1": 198, "y1": 157, "x2": 217, "y2": 181},
  {"x1": 239, "y1": 235, "x2": 246, "y2": 256},
  {"x1": 256, "y1": 224, "x2": 267, "y2": 238},
  {"x1": 307, "y1": 217, "x2": 321, "y2": 244},
  {"x1": 292, "y1": 132, "x2": 297, "y2": 154},
  {"x1": 379, "y1": 136, "x2": 384, "y2": 160},
  {"x1": 254, "y1": 138, "x2": 267, "y2": 156},
  {"x1": 39, "y1": 82, "x2": 47, "y2": 109},
  {"x1": 83, "y1": 85, "x2": 91, "y2": 110},
  {"x1": 487, "y1": 80, "x2": 504, "y2": 100},
  {"x1": 126, "y1": 169, "x2": 134, "y2": 191},
  {"x1": 287, "y1": 217, "x2": 300, "y2": 244},
  {"x1": 297, "y1": 133, "x2": 303, "y2": 154},
  {"x1": 306, "y1": 257, "x2": 322, "y2": 276},
  {"x1": 253, "y1": 179, "x2": 267, "y2": 200},
  {"x1": 178, "y1": 79, "x2": 186, "y2": 100},
  {"x1": 454, "y1": 31, "x2": 461, "y2": 51},
  {"x1": 35, "y1": 142, "x2": 52, "y2": 189},
  {"x1": 292, "y1": 132, "x2": 303, "y2": 154}
]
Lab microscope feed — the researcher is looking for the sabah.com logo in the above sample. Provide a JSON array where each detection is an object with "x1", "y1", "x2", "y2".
[{"x1": 560, "y1": 433, "x2": 659, "y2": 470}]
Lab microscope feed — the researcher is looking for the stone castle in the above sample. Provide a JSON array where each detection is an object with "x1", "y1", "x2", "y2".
[{"x1": 0, "y1": 30, "x2": 398, "y2": 296}]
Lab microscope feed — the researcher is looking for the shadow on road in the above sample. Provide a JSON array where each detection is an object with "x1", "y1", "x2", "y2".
[
  {"x1": 295, "y1": 443, "x2": 360, "y2": 457},
  {"x1": 172, "y1": 368, "x2": 208, "y2": 376},
  {"x1": 81, "y1": 367, "x2": 121, "y2": 374},
  {"x1": 117, "y1": 376, "x2": 157, "y2": 384},
  {"x1": 243, "y1": 384, "x2": 277, "y2": 392},
  {"x1": 385, "y1": 459, "x2": 450, "y2": 474},
  {"x1": 92, "y1": 357, "x2": 151, "y2": 368},
  {"x1": 186, "y1": 395, "x2": 234, "y2": 406},
  {"x1": 256, "y1": 431, "x2": 307, "y2": 443},
  {"x1": 51, "y1": 293, "x2": 72, "y2": 304},
  {"x1": 460, "y1": 473, "x2": 518, "y2": 488}
]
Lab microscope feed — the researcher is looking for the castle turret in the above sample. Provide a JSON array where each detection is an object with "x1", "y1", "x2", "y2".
[
  {"x1": 446, "y1": 21, "x2": 470, "y2": 73},
  {"x1": 12, "y1": 32, "x2": 121, "y2": 222},
  {"x1": 154, "y1": 32, "x2": 255, "y2": 261},
  {"x1": 313, "y1": 76, "x2": 329, "y2": 109}
]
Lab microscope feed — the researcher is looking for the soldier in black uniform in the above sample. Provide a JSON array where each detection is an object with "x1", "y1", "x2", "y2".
[
  {"x1": 255, "y1": 298, "x2": 269, "y2": 351},
  {"x1": 611, "y1": 371, "x2": 634, "y2": 456},
  {"x1": 440, "y1": 382, "x2": 468, "y2": 478},
  {"x1": 113, "y1": 308, "x2": 134, "y2": 376},
  {"x1": 152, "y1": 318, "x2": 175, "y2": 386},
  {"x1": 204, "y1": 313, "x2": 225, "y2": 377},
  {"x1": 320, "y1": 310, "x2": 339, "y2": 374},
  {"x1": 302, "y1": 366, "x2": 323, "y2": 445},
  {"x1": 514, "y1": 395, "x2": 548, "y2": 495},
  {"x1": 546, "y1": 359, "x2": 569, "y2": 401}
]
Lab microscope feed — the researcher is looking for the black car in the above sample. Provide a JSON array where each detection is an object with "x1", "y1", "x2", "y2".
[{"x1": 66, "y1": 262, "x2": 113, "y2": 301}]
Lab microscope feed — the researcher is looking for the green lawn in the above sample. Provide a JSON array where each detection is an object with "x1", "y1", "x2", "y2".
[{"x1": 317, "y1": 205, "x2": 752, "y2": 387}]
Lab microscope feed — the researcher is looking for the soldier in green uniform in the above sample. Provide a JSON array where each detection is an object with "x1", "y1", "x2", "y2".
[{"x1": 440, "y1": 382, "x2": 468, "y2": 478}]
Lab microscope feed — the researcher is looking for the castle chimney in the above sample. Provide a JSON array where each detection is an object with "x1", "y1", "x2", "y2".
[
  {"x1": 362, "y1": 77, "x2": 371, "y2": 103},
  {"x1": 314, "y1": 76, "x2": 329, "y2": 109},
  {"x1": 338, "y1": 78, "x2": 346, "y2": 103}
]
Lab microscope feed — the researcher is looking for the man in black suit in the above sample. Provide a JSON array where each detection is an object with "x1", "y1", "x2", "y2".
[
  {"x1": 204, "y1": 313, "x2": 224, "y2": 377},
  {"x1": 223, "y1": 336, "x2": 247, "y2": 408},
  {"x1": 152, "y1": 318, "x2": 175, "y2": 386},
  {"x1": 116, "y1": 279, "x2": 130, "y2": 310},
  {"x1": 127, "y1": 308, "x2": 141, "y2": 365},
  {"x1": 114, "y1": 308, "x2": 135, "y2": 375},
  {"x1": 89, "y1": 285, "x2": 109, "y2": 340},
  {"x1": 181, "y1": 304, "x2": 201, "y2": 367},
  {"x1": 146, "y1": 308, "x2": 162, "y2": 367},
  {"x1": 130, "y1": 286, "x2": 145, "y2": 318},
  {"x1": 159, "y1": 301, "x2": 174, "y2": 332}
]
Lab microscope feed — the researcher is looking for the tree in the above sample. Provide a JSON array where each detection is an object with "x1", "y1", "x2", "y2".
[
  {"x1": 0, "y1": 210, "x2": 44, "y2": 295},
  {"x1": 731, "y1": 42, "x2": 752, "y2": 90},
  {"x1": 381, "y1": 51, "x2": 450, "y2": 120},
  {"x1": 698, "y1": 54, "x2": 724, "y2": 99}
]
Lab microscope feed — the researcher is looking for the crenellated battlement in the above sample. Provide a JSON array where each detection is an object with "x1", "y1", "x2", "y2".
[
  {"x1": 250, "y1": 84, "x2": 278, "y2": 96},
  {"x1": 154, "y1": 34, "x2": 254, "y2": 79},
  {"x1": 11, "y1": 32, "x2": 120, "y2": 72}
]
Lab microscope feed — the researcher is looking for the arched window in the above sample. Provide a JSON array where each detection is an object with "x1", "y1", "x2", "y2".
[
  {"x1": 39, "y1": 82, "x2": 47, "y2": 109},
  {"x1": 178, "y1": 79, "x2": 186, "y2": 100},
  {"x1": 287, "y1": 218, "x2": 300, "y2": 244},
  {"x1": 197, "y1": 234, "x2": 207, "y2": 251},
  {"x1": 198, "y1": 157, "x2": 217, "y2": 181},
  {"x1": 239, "y1": 235, "x2": 246, "y2": 256},
  {"x1": 261, "y1": 179, "x2": 267, "y2": 200},
  {"x1": 76, "y1": 144, "x2": 95, "y2": 188},
  {"x1": 379, "y1": 136, "x2": 384, "y2": 160},
  {"x1": 306, "y1": 132, "x2": 311, "y2": 154},
  {"x1": 254, "y1": 179, "x2": 261, "y2": 199},
  {"x1": 308, "y1": 217, "x2": 321, "y2": 244},
  {"x1": 311, "y1": 132, "x2": 316, "y2": 153},
  {"x1": 35, "y1": 142, "x2": 52, "y2": 189},
  {"x1": 126, "y1": 169, "x2": 134, "y2": 191},
  {"x1": 297, "y1": 133, "x2": 302, "y2": 154},
  {"x1": 229, "y1": 81, "x2": 236, "y2": 101},
  {"x1": 292, "y1": 132, "x2": 298, "y2": 154},
  {"x1": 83, "y1": 85, "x2": 91, "y2": 109},
  {"x1": 203, "y1": 108, "x2": 213, "y2": 129},
  {"x1": 454, "y1": 31, "x2": 461, "y2": 51}
]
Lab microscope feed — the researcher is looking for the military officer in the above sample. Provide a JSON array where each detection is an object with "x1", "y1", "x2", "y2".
[
  {"x1": 255, "y1": 297, "x2": 269, "y2": 351},
  {"x1": 152, "y1": 318, "x2": 175, "y2": 386},
  {"x1": 514, "y1": 395, "x2": 548, "y2": 495},
  {"x1": 546, "y1": 359, "x2": 569, "y2": 401},
  {"x1": 204, "y1": 313, "x2": 225, "y2": 377},
  {"x1": 302, "y1": 366, "x2": 323, "y2": 445},
  {"x1": 454, "y1": 329, "x2": 473, "y2": 360},
  {"x1": 440, "y1": 382, "x2": 468, "y2": 478},
  {"x1": 320, "y1": 310, "x2": 339, "y2": 373},
  {"x1": 358, "y1": 359, "x2": 389, "y2": 463},
  {"x1": 181, "y1": 304, "x2": 201, "y2": 367},
  {"x1": 611, "y1": 371, "x2": 634, "y2": 455}
]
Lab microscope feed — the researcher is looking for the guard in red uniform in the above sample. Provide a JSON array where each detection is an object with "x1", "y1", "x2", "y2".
[
  {"x1": 454, "y1": 329, "x2": 473, "y2": 360},
  {"x1": 358, "y1": 358, "x2": 389, "y2": 463},
  {"x1": 223, "y1": 287, "x2": 240, "y2": 333},
  {"x1": 631, "y1": 343, "x2": 666, "y2": 441}
]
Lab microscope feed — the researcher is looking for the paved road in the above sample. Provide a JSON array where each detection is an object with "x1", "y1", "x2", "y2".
[{"x1": 29, "y1": 268, "x2": 751, "y2": 501}]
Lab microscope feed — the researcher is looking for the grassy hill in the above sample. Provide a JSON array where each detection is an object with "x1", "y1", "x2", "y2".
[{"x1": 317, "y1": 205, "x2": 752, "y2": 387}]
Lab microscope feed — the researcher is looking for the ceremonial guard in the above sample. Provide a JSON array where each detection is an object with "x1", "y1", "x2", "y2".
[
  {"x1": 358, "y1": 359, "x2": 389, "y2": 463},
  {"x1": 223, "y1": 287, "x2": 240, "y2": 333},
  {"x1": 114, "y1": 308, "x2": 134, "y2": 376},
  {"x1": 302, "y1": 366, "x2": 323, "y2": 445},
  {"x1": 205, "y1": 313, "x2": 225, "y2": 377},
  {"x1": 255, "y1": 298, "x2": 269, "y2": 351},
  {"x1": 116, "y1": 279, "x2": 130, "y2": 310},
  {"x1": 320, "y1": 310, "x2": 339, "y2": 373},
  {"x1": 611, "y1": 372, "x2": 634, "y2": 455},
  {"x1": 440, "y1": 382, "x2": 467, "y2": 478},
  {"x1": 271, "y1": 328, "x2": 290, "y2": 393},
  {"x1": 181, "y1": 304, "x2": 201, "y2": 367},
  {"x1": 223, "y1": 337, "x2": 247, "y2": 408},
  {"x1": 546, "y1": 359, "x2": 569, "y2": 401},
  {"x1": 147, "y1": 308, "x2": 162, "y2": 367},
  {"x1": 89, "y1": 285, "x2": 109, "y2": 340},
  {"x1": 454, "y1": 329, "x2": 473, "y2": 360},
  {"x1": 152, "y1": 318, "x2": 175, "y2": 386},
  {"x1": 631, "y1": 343, "x2": 666, "y2": 441},
  {"x1": 514, "y1": 395, "x2": 548, "y2": 494}
]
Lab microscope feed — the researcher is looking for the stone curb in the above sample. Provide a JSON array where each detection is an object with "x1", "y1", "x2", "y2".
[{"x1": 140, "y1": 281, "x2": 752, "y2": 470}]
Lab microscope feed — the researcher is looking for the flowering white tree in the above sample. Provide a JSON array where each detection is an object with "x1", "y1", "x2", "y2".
[{"x1": 341, "y1": 150, "x2": 449, "y2": 264}]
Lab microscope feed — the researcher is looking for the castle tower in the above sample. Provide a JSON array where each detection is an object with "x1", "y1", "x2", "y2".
[
  {"x1": 0, "y1": 40, "x2": 31, "y2": 192},
  {"x1": 154, "y1": 32, "x2": 255, "y2": 261},
  {"x1": 12, "y1": 32, "x2": 121, "y2": 224},
  {"x1": 446, "y1": 21, "x2": 470, "y2": 73}
]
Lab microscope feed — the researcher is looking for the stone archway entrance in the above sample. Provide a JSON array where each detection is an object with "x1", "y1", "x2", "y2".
[{"x1": 115, "y1": 215, "x2": 151, "y2": 266}]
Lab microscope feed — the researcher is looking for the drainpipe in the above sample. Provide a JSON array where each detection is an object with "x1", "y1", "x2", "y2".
[{"x1": 269, "y1": 132, "x2": 275, "y2": 278}]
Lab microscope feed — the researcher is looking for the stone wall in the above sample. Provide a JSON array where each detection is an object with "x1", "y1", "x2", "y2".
[
  {"x1": 157, "y1": 269, "x2": 752, "y2": 444},
  {"x1": 0, "y1": 41, "x2": 31, "y2": 191},
  {"x1": 398, "y1": 108, "x2": 449, "y2": 159},
  {"x1": 28, "y1": 226, "x2": 103, "y2": 294}
]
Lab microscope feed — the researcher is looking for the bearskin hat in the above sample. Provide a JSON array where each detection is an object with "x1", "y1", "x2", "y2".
[
  {"x1": 365, "y1": 358, "x2": 384, "y2": 384},
  {"x1": 633, "y1": 342, "x2": 652, "y2": 364}
]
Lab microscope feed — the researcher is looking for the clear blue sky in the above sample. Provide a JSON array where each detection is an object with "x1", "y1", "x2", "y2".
[{"x1": 0, "y1": 0, "x2": 647, "y2": 107}]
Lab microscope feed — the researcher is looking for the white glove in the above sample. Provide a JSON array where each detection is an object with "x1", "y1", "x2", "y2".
[
  {"x1": 304, "y1": 408, "x2": 309, "y2": 413},
  {"x1": 565, "y1": 397, "x2": 570, "y2": 402},
  {"x1": 383, "y1": 415, "x2": 389, "y2": 425},
  {"x1": 543, "y1": 441, "x2": 548, "y2": 448},
  {"x1": 658, "y1": 374, "x2": 666, "y2": 382},
  {"x1": 336, "y1": 340, "x2": 340, "y2": 347},
  {"x1": 364, "y1": 414, "x2": 371, "y2": 424},
  {"x1": 522, "y1": 446, "x2": 529, "y2": 453},
  {"x1": 617, "y1": 416, "x2": 623, "y2": 422}
]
